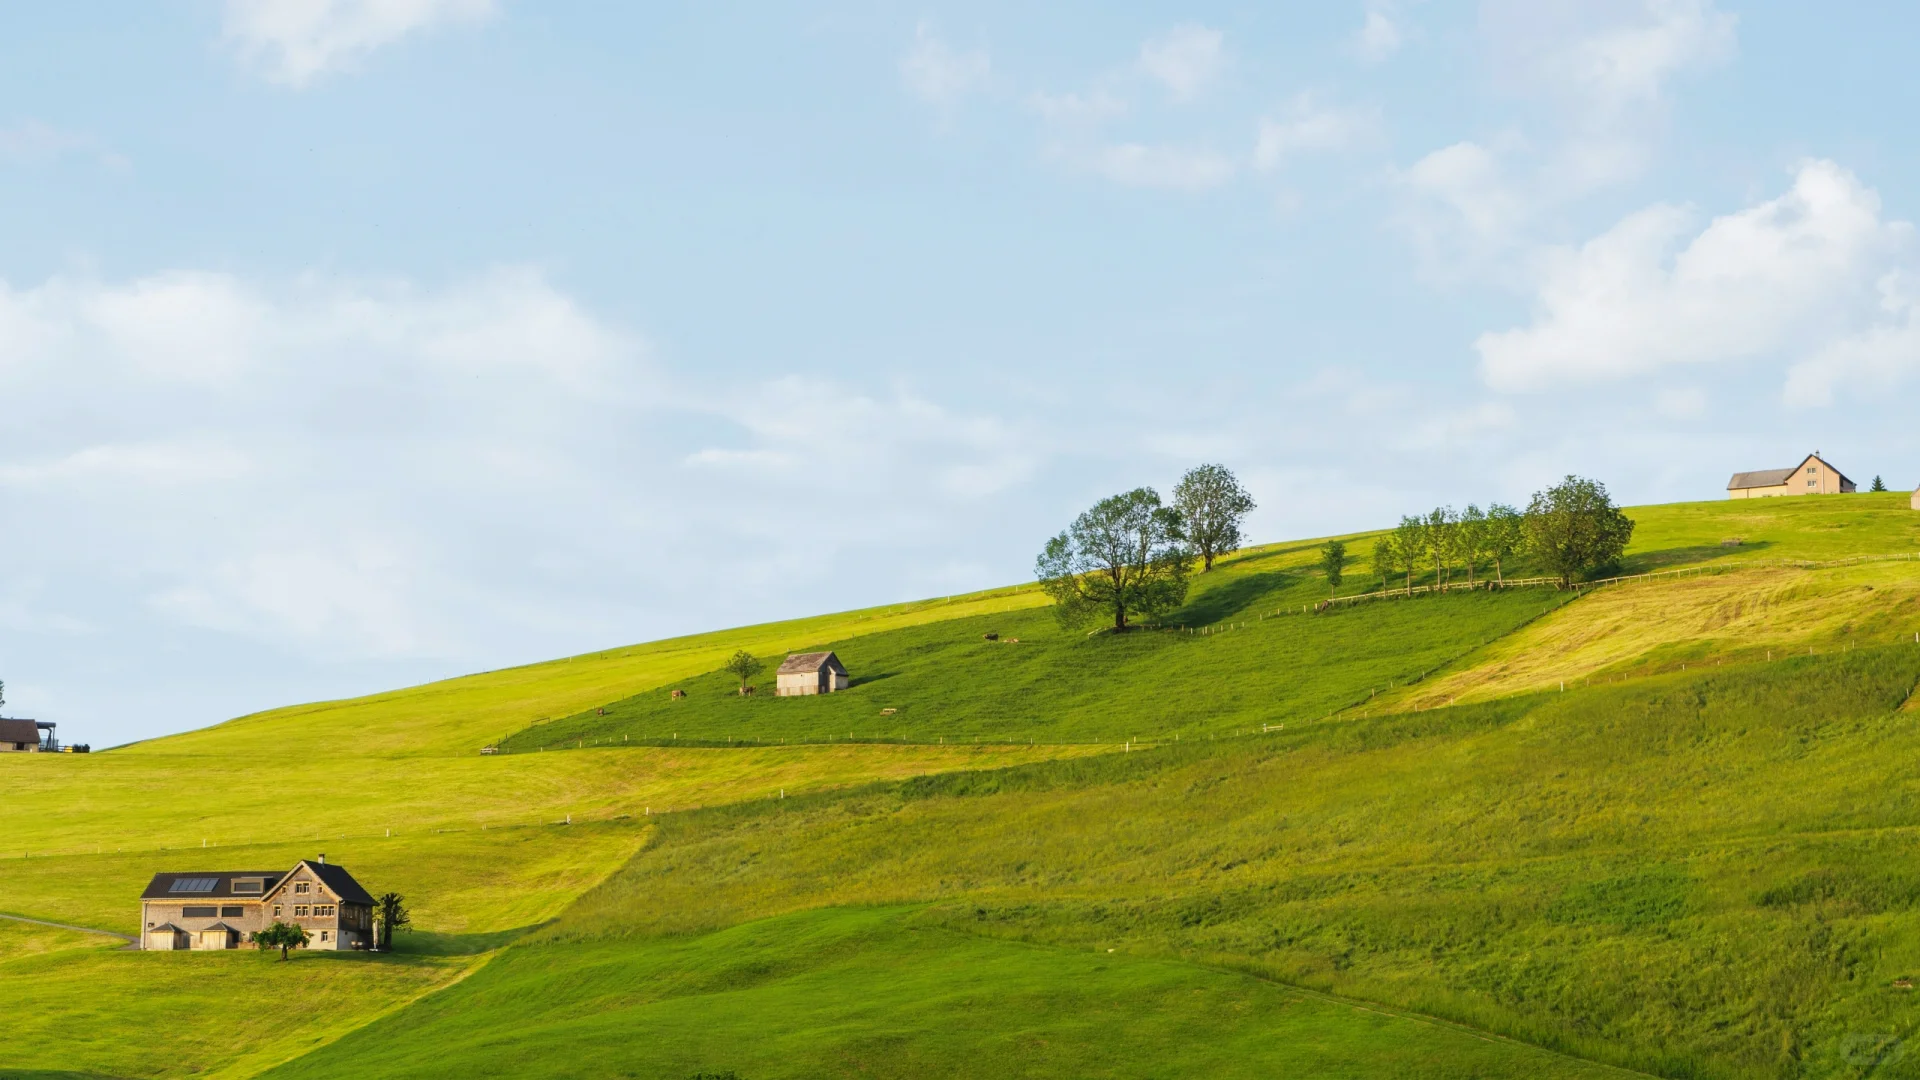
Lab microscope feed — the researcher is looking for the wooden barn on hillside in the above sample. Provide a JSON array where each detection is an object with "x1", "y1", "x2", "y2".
[{"x1": 776, "y1": 652, "x2": 849, "y2": 697}]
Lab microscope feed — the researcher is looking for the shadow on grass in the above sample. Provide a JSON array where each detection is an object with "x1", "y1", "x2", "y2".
[
  {"x1": 0, "y1": 1072, "x2": 131, "y2": 1080},
  {"x1": 396, "y1": 923, "x2": 549, "y2": 956},
  {"x1": 1623, "y1": 541, "x2": 1773, "y2": 573},
  {"x1": 1166, "y1": 571, "x2": 1293, "y2": 626},
  {"x1": 848, "y1": 673, "x2": 900, "y2": 688}
]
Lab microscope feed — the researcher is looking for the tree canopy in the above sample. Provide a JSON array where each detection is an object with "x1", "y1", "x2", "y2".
[
  {"x1": 1319, "y1": 539, "x2": 1347, "y2": 597},
  {"x1": 377, "y1": 892, "x2": 412, "y2": 951},
  {"x1": 1171, "y1": 464, "x2": 1255, "y2": 572},
  {"x1": 1522, "y1": 475, "x2": 1635, "y2": 586},
  {"x1": 722, "y1": 650, "x2": 764, "y2": 690},
  {"x1": 253, "y1": 921, "x2": 309, "y2": 960},
  {"x1": 1036, "y1": 488, "x2": 1190, "y2": 632}
]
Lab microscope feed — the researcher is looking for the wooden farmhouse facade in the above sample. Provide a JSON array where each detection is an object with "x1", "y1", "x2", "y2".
[
  {"x1": 1727, "y1": 453, "x2": 1856, "y2": 499},
  {"x1": 776, "y1": 652, "x2": 850, "y2": 696},
  {"x1": 139, "y1": 858, "x2": 374, "y2": 952}
]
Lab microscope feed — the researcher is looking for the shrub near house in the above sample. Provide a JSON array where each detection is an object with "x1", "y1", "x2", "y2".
[{"x1": 139, "y1": 857, "x2": 375, "y2": 953}]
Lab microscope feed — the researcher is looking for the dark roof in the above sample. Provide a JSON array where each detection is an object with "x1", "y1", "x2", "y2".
[
  {"x1": 301, "y1": 861, "x2": 375, "y2": 905},
  {"x1": 1727, "y1": 468, "x2": 1795, "y2": 490},
  {"x1": 148, "y1": 923, "x2": 184, "y2": 933},
  {"x1": 139, "y1": 871, "x2": 287, "y2": 901},
  {"x1": 0, "y1": 719, "x2": 42, "y2": 745},
  {"x1": 777, "y1": 651, "x2": 846, "y2": 676}
]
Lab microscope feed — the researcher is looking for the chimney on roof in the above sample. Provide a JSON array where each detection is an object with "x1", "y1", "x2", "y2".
[{"x1": 318, "y1": 853, "x2": 326, "y2": 864}]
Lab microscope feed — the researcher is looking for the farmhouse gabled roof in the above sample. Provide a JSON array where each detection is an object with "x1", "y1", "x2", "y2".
[
  {"x1": 1727, "y1": 453, "x2": 1854, "y2": 491},
  {"x1": 139, "y1": 871, "x2": 289, "y2": 901},
  {"x1": 0, "y1": 718, "x2": 41, "y2": 745},
  {"x1": 303, "y1": 860, "x2": 375, "y2": 905},
  {"x1": 777, "y1": 651, "x2": 846, "y2": 676}
]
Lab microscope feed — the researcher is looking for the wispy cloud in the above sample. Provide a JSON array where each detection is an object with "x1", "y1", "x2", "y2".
[
  {"x1": 0, "y1": 121, "x2": 126, "y2": 169},
  {"x1": 899, "y1": 21, "x2": 993, "y2": 106},
  {"x1": 1138, "y1": 24, "x2": 1226, "y2": 101},
  {"x1": 1355, "y1": 6, "x2": 1405, "y2": 63},
  {"x1": 223, "y1": 0, "x2": 497, "y2": 87},
  {"x1": 1254, "y1": 96, "x2": 1382, "y2": 171}
]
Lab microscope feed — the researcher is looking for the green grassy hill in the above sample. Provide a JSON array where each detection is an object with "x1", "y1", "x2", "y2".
[{"x1": 4, "y1": 493, "x2": 1920, "y2": 1080}]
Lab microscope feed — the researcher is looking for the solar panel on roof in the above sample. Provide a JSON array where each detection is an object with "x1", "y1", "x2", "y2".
[{"x1": 168, "y1": 877, "x2": 218, "y2": 894}]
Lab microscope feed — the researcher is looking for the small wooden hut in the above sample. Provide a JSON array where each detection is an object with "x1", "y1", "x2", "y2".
[{"x1": 776, "y1": 652, "x2": 850, "y2": 697}]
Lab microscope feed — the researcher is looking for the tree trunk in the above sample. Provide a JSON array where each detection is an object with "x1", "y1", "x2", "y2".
[
  {"x1": 1495, "y1": 557, "x2": 1503, "y2": 585},
  {"x1": 1203, "y1": 549, "x2": 1215, "y2": 571}
]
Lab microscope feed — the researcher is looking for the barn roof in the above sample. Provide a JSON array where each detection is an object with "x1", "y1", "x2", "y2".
[
  {"x1": 1727, "y1": 468, "x2": 1795, "y2": 490},
  {"x1": 777, "y1": 651, "x2": 846, "y2": 676},
  {"x1": 303, "y1": 860, "x2": 375, "y2": 905},
  {"x1": 0, "y1": 718, "x2": 41, "y2": 745},
  {"x1": 140, "y1": 871, "x2": 288, "y2": 901}
]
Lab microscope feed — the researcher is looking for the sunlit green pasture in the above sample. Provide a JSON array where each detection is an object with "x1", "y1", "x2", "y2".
[
  {"x1": 536, "y1": 648, "x2": 1920, "y2": 1079},
  {"x1": 502, "y1": 589, "x2": 1570, "y2": 750},
  {"x1": 261, "y1": 906, "x2": 1636, "y2": 1080},
  {"x1": 0, "y1": 742, "x2": 1084, "y2": 861}
]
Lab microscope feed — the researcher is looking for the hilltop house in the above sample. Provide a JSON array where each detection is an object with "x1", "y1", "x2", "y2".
[
  {"x1": 139, "y1": 857, "x2": 374, "y2": 952},
  {"x1": 1913, "y1": 483, "x2": 1920, "y2": 511},
  {"x1": 1727, "y1": 453, "x2": 1856, "y2": 499},
  {"x1": 776, "y1": 652, "x2": 850, "y2": 697},
  {"x1": 0, "y1": 718, "x2": 48, "y2": 753}
]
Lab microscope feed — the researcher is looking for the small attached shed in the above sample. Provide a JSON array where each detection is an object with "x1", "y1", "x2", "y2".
[
  {"x1": 146, "y1": 923, "x2": 189, "y2": 951},
  {"x1": 776, "y1": 652, "x2": 850, "y2": 697}
]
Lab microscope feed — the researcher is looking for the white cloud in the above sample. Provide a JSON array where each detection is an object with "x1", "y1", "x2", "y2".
[
  {"x1": 1254, "y1": 96, "x2": 1381, "y2": 171},
  {"x1": 1138, "y1": 24, "x2": 1226, "y2": 102},
  {"x1": 1028, "y1": 90, "x2": 1127, "y2": 126},
  {"x1": 1653, "y1": 386, "x2": 1708, "y2": 418},
  {"x1": 1396, "y1": 1, "x2": 1738, "y2": 271},
  {"x1": 223, "y1": 0, "x2": 497, "y2": 87},
  {"x1": 1356, "y1": 8, "x2": 1404, "y2": 63},
  {"x1": 1475, "y1": 160, "x2": 1910, "y2": 391},
  {"x1": 0, "y1": 266, "x2": 644, "y2": 660},
  {"x1": 1484, "y1": 0, "x2": 1737, "y2": 121},
  {"x1": 1785, "y1": 272, "x2": 1920, "y2": 406},
  {"x1": 899, "y1": 22, "x2": 993, "y2": 106},
  {"x1": 1082, "y1": 143, "x2": 1236, "y2": 191}
]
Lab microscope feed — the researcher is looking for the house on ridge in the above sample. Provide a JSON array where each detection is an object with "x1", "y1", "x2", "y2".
[
  {"x1": 0, "y1": 718, "x2": 48, "y2": 753},
  {"x1": 139, "y1": 856, "x2": 375, "y2": 952},
  {"x1": 1727, "y1": 453, "x2": 1856, "y2": 499},
  {"x1": 776, "y1": 652, "x2": 850, "y2": 697}
]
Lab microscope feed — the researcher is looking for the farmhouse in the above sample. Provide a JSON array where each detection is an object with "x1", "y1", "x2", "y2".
[
  {"x1": 1913, "y1": 484, "x2": 1920, "y2": 511},
  {"x1": 0, "y1": 718, "x2": 50, "y2": 753},
  {"x1": 139, "y1": 856, "x2": 374, "y2": 952},
  {"x1": 776, "y1": 652, "x2": 850, "y2": 697},
  {"x1": 1727, "y1": 453, "x2": 1856, "y2": 499}
]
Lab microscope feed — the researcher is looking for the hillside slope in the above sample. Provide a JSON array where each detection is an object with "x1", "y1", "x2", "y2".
[{"x1": 5, "y1": 493, "x2": 1920, "y2": 1080}]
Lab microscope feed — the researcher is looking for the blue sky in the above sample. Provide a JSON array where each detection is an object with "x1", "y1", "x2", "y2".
[{"x1": 4, "y1": 1, "x2": 1918, "y2": 746}]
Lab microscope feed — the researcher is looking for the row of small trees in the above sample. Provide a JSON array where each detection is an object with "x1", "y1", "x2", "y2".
[{"x1": 1321, "y1": 475, "x2": 1634, "y2": 596}]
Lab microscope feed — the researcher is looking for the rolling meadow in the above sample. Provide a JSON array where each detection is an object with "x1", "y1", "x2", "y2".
[{"x1": 5, "y1": 493, "x2": 1920, "y2": 1079}]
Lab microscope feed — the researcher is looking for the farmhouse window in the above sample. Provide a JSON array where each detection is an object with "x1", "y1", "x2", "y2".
[
  {"x1": 273, "y1": 905, "x2": 282, "y2": 917},
  {"x1": 294, "y1": 882, "x2": 310, "y2": 894},
  {"x1": 294, "y1": 905, "x2": 310, "y2": 917},
  {"x1": 183, "y1": 906, "x2": 216, "y2": 918},
  {"x1": 220, "y1": 906, "x2": 244, "y2": 918}
]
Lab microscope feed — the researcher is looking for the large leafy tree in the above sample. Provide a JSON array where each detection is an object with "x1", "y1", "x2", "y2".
[
  {"x1": 1171, "y1": 464, "x2": 1255, "y2": 572},
  {"x1": 252, "y1": 921, "x2": 309, "y2": 961},
  {"x1": 1523, "y1": 475, "x2": 1636, "y2": 587},
  {"x1": 1485, "y1": 503, "x2": 1524, "y2": 584},
  {"x1": 376, "y1": 892, "x2": 412, "y2": 951},
  {"x1": 1036, "y1": 488, "x2": 1190, "y2": 632}
]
